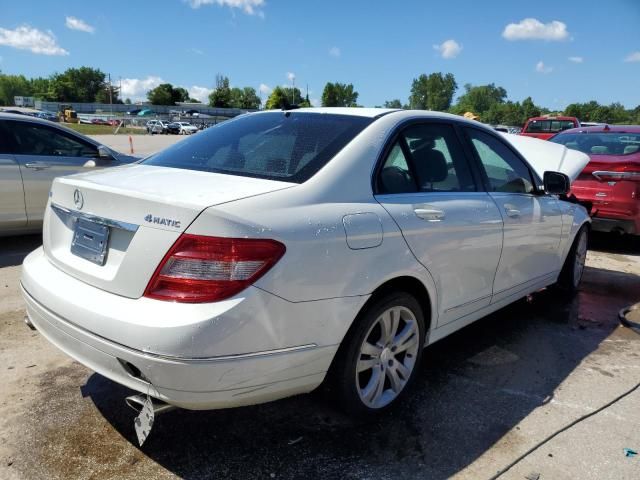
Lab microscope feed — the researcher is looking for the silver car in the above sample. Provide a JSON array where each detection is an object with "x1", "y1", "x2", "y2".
[{"x1": 0, "y1": 113, "x2": 138, "y2": 236}]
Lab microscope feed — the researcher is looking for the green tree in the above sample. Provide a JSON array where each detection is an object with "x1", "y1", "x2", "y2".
[
  {"x1": 0, "y1": 74, "x2": 32, "y2": 105},
  {"x1": 384, "y1": 99, "x2": 403, "y2": 108},
  {"x1": 265, "y1": 86, "x2": 303, "y2": 109},
  {"x1": 49, "y1": 67, "x2": 107, "y2": 102},
  {"x1": 147, "y1": 83, "x2": 175, "y2": 105},
  {"x1": 95, "y1": 84, "x2": 122, "y2": 104},
  {"x1": 208, "y1": 74, "x2": 232, "y2": 108},
  {"x1": 124, "y1": 98, "x2": 132, "y2": 105},
  {"x1": 321, "y1": 82, "x2": 359, "y2": 107},
  {"x1": 409, "y1": 72, "x2": 457, "y2": 111},
  {"x1": 230, "y1": 87, "x2": 261, "y2": 109},
  {"x1": 521, "y1": 97, "x2": 541, "y2": 123},
  {"x1": 451, "y1": 83, "x2": 507, "y2": 118}
]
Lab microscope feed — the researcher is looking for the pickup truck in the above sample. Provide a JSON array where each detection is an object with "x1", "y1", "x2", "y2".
[{"x1": 520, "y1": 116, "x2": 580, "y2": 140}]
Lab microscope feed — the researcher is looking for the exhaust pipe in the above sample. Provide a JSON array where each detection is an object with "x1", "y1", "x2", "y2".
[
  {"x1": 125, "y1": 394, "x2": 175, "y2": 415},
  {"x1": 24, "y1": 315, "x2": 36, "y2": 331}
]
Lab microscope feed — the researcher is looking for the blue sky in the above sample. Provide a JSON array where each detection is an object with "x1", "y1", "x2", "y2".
[{"x1": 1, "y1": 0, "x2": 639, "y2": 109}]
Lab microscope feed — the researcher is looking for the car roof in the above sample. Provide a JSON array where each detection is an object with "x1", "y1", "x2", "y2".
[
  {"x1": 526, "y1": 116, "x2": 578, "y2": 122},
  {"x1": 252, "y1": 107, "x2": 489, "y2": 125},
  {"x1": 556, "y1": 125, "x2": 640, "y2": 135}
]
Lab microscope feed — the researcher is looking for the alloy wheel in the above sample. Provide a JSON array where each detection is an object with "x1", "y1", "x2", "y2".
[{"x1": 356, "y1": 306, "x2": 420, "y2": 408}]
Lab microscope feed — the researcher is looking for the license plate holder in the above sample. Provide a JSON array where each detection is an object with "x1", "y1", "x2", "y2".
[{"x1": 71, "y1": 217, "x2": 110, "y2": 266}]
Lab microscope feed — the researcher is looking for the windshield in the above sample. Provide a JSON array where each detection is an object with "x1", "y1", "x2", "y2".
[
  {"x1": 525, "y1": 119, "x2": 575, "y2": 133},
  {"x1": 143, "y1": 112, "x2": 373, "y2": 182},
  {"x1": 550, "y1": 132, "x2": 640, "y2": 156}
]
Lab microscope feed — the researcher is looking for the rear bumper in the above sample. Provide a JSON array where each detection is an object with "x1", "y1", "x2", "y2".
[
  {"x1": 590, "y1": 217, "x2": 638, "y2": 235},
  {"x1": 23, "y1": 286, "x2": 336, "y2": 410},
  {"x1": 20, "y1": 248, "x2": 367, "y2": 409}
]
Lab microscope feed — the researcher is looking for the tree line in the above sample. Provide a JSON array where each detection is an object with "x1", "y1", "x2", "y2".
[{"x1": 2, "y1": 67, "x2": 639, "y2": 126}]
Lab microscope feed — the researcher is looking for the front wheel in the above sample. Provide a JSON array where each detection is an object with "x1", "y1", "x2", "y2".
[
  {"x1": 557, "y1": 225, "x2": 589, "y2": 292},
  {"x1": 328, "y1": 292, "x2": 425, "y2": 417}
]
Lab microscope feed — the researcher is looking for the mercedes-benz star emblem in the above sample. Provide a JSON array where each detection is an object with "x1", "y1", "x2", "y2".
[{"x1": 73, "y1": 189, "x2": 84, "y2": 210}]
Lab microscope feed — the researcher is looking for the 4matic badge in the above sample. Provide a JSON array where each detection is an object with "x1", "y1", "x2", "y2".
[{"x1": 144, "y1": 214, "x2": 181, "y2": 228}]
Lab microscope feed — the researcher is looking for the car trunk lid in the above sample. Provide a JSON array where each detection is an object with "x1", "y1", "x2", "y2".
[{"x1": 44, "y1": 164, "x2": 294, "y2": 299}]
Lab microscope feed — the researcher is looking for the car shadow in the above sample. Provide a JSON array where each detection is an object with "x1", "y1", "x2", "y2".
[
  {"x1": 0, "y1": 234, "x2": 41, "y2": 268},
  {"x1": 588, "y1": 231, "x2": 640, "y2": 255},
  {"x1": 82, "y1": 264, "x2": 640, "y2": 479}
]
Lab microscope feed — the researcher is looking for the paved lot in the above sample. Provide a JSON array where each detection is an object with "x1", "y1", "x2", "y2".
[
  {"x1": 89, "y1": 134, "x2": 186, "y2": 157},
  {"x1": 0, "y1": 234, "x2": 639, "y2": 480}
]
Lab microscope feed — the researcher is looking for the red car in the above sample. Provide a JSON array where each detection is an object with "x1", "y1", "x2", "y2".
[
  {"x1": 521, "y1": 116, "x2": 580, "y2": 140},
  {"x1": 550, "y1": 125, "x2": 640, "y2": 235}
]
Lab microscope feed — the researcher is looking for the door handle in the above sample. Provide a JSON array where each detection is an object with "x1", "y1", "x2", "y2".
[
  {"x1": 25, "y1": 162, "x2": 51, "y2": 170},
  {"x1": 503, "y1": 204, "x2": 521, "y2": 218},
  {"x1": 413, "y1": 205, "x2": 445, "y2": 221}
]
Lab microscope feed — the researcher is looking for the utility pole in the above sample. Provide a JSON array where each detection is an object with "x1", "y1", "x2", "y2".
[{"x1": 108, "y1": 73, "x2": 113, "y2": 117}]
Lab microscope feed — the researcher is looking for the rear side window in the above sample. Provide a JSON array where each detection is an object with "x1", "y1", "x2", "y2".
[
  {"x1": 377, "y1": 123, "x2": 476, "y2": 194},
  {"x1": 550, "y1": 132, "x2": 640, "y2": 156},
  {"x1": 143, "y1": 112, "x2": 373, "y2": 183},
  {"x1": 525, "y1": 119, "x2": 575, "y2": 133}
]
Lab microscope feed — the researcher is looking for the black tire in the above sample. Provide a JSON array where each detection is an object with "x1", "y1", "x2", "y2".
[
  {"x1": 557, "y1": 225, "x2": 589, "y2": 293},
  {"x1": 327, "y1": 291, "x2": 425, "y2": 417}
]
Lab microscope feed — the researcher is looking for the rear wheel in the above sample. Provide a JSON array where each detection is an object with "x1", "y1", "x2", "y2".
[
  {"x1": 557, "y1": 225, "x2": 588, "y2": 292},
  {"x1": 328, "y1": 292, "x2": 425, "y2": 416}
]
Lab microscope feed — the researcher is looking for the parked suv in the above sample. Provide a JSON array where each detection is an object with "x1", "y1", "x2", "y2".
[
  {"x1": 521, "y1": 116, "x2": 580, "y2": 140},
  {"x1": 146, "y1": 120, "x2": 169, "y2": 134},
  {"x1": 0, "y1": 113, "x2": 138, "y2": 236},
  {"x1": 550, "y1": 125, "x2": 640, "y2": 235}
]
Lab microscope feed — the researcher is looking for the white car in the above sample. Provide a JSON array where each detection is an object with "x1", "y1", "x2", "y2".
[
  {"x1": 176, "y1": 122, "x2": 198, "y2": 135},
  {"x1": 22, "y1": 108, "x2": 590, "y2": 417},
  {"x1": 146, "y1": 120, "x2": 169, "y2": 134}
]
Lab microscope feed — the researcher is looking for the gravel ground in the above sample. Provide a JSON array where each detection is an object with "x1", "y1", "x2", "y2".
[
  {"x1": 89, "y1": 134, "x2": 187, "y2": 157},
  {"x1": 0, "y1": 231, "x2": 639, "y2": 480}
]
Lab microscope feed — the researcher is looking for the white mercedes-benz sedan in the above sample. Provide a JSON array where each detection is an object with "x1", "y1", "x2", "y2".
[{"x1": 22, "y1": 108, "x2": 591, "y2": 415}]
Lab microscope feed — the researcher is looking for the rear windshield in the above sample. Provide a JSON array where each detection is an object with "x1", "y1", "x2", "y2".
[
  {"x1": 525, "y1": 119, "x2": 575, "y2": 133},
  {"x1": 143, "y1": 112, "x2": 373, "y2": 183},
  {"x1": 550, "y1": 132, "x2": 640, "y2": 156}
]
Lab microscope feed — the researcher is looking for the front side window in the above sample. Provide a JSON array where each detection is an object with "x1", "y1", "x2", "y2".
[
  {"x1": 466, "y1": 128, "x2": 535, "y2": 194},
  {"x1": 9, "y1": 122, "x2": 97, "y2": 157},
  {"x1": 143, "y1": 112, "x2": 373, "y2": 183}
]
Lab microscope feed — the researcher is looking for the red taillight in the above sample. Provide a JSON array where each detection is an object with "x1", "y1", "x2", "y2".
[{"x1": 144, "y1": 234, "x2": 285, "y2": 303}]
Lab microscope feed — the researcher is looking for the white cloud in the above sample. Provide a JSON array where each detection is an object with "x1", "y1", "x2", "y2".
[
  {"x1": 258, "y1": 83, "x2": 271, "y2": 95},
  {"x1": 329, "y1": 46, "x2": 340, "y2": 57},
  {"x1": 624, "y1": 51, "x2": 640, "y2": 63},
  {"x1": 186, "y1": 0, "x2": 265, "y2": 15},
  {"x1": 568, "y1": 56, "x2": 583, "y2": 63},
  {"x1": 535, "y1": 61, "x2": 553, "y2": 74},
  {"x1": 286, "y1": 72, "x2": 295, "y2": 82},
  {"x1": 502, "y1": 18, "x2": 569, "y2": 41},
  {"x1": 120, "y1": 76, "x2": 165, "y2": 100},
  {"x1": 65, "y1": 16, "x2": 95, "y2": 33},
  {"x1": 311, "y1": 98, "x2": 320, "y2": 107},
  {"x1": 0, "y1": 25, "x2": 68, "y2": 55},
  {"x1": 433, "y1": 39, "x2": 462, "y2": 59},
  {"x1": 188, "y1": 47, "x2": 204, "y2": 55},
  {"x1": 187, "y1": 85, "x2": 212, "y2": 102}
]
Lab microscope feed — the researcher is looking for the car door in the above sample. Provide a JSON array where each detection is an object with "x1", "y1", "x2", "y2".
[
  {"x1": 9, "y1": 120, "x2": 102, "y2": 227},
  {"x1": 375, "y1": 122, "x2": 503, "y2": 327},
  {"x1": 0, "y1": 120, "x2": 27, "y2": 230},
  {"x1": 463, "y1": 127, "x2": 563, "y2": 303}
]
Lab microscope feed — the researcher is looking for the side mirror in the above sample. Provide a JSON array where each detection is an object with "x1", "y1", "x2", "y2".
[
  {"x1": 97, "y1": 145, "x2": 113, "y2": 160},
  {"x1": 543, "y1": 171, "x2": 570, "y2": 195}
]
